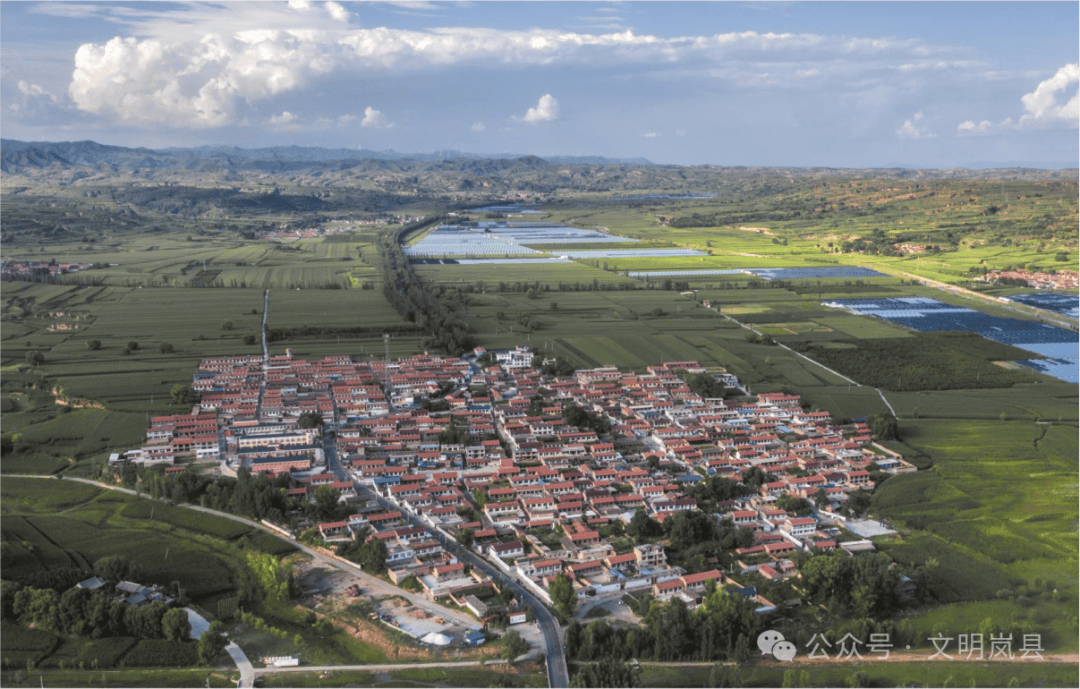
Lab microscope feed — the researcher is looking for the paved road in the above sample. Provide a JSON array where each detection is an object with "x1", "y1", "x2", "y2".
[
  {"x1": 256, "y1": 659, "x2": 509, "y2": 676},
  {"x1": 357, "y1": 484, "x2": 569, "y2": 688},
  {"x1": 225, "y1": 641, "x2": 255, "y2": 687}
]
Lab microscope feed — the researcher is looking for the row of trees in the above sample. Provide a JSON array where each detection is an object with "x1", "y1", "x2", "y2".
[
  {"x1": 565, "y1": 589, "x2": 762, "y2": 663},
  {"x1": 1, "y1": 582, "x2": 191, "y2": 643},
  {"x1": 109, "y1": 463, "x2": 344, "y2": 532},
  {"x1": 381, "y1": 220, "x2": 476, "y2": 355}
]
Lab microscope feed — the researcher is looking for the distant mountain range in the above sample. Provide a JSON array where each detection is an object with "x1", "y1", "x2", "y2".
[
  {"x1": 2, "y1": 139, "x2": 1076, "y2": 185},
  {"x1": 0, "y1": 139, "x2": 652, "y2": 170}
]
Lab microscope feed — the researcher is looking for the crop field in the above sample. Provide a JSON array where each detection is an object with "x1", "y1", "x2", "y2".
[
  {"x1": 412, "y1": 262, "x2": 635, "y2": 288},
  {"x1": 807, "y1": 313, "x2": 914, "y2": 338},
  {"x1": 1, "y1": 477, "x2": 294, "y2": 601},
  {"x1": 2, "y1": 174, "x2": 1077, "y2": 687},
  {"x1": 828, "y1": 297, "x2": 1079, "y2": 382}
]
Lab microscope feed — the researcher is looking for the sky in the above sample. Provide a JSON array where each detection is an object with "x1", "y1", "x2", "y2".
[{"x1": 1, "y1": 1, "x2": 1077, "y2": 167}]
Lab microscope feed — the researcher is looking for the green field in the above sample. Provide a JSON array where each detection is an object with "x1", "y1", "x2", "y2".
[
  {"x1": 2, "y1": 172, "x2": 1077, "y2": 687},
  {"x1": 0, "y1": 477, "x2": 293, "y2": 601}
]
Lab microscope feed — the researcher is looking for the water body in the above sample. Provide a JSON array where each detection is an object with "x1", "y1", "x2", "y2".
[
  {"x1": 1005, "y1": 292, "x2": 1080, "y2": 318},
  {"x1": 827, "y1": 297, "x2": 1079, "y2": 383}
]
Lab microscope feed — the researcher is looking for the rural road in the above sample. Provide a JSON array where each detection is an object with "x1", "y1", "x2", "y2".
[
  {"x1": 255, "y1": 659, "x2": 509, "y2": 676},
  {"x1": 225, "y1": 642, "x2": 256, "y2": 687},
  {"x1": 355, "y1": 483, "x2": 570, "y2": 688}
]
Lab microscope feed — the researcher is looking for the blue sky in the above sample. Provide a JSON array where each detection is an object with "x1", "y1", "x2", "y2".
[{"x1": 2, "y1": 1, "x2": 1077, "y2": 167}]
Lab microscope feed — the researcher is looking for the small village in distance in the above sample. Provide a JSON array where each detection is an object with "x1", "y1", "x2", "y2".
[{"x1": 108, "y1": 342, "x2": 915, "y2": 655}]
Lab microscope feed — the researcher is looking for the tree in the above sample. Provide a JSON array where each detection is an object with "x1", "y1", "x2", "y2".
[
  {"x1": 197, "y1": 620, "x2": 228, "y2": 665},
  {"x1": 868, "y1": 413, "x2": 900, "y2": 441},
  {"x1": 170, "y1": 385, "x2": 201, "y2": 406},
  {"x1": 221, "y1": 320, "x2": 234, "y2": 331},
  {"x1": 159, "y1": 342, "x2": 175, "y2": 354},
  {"x1": 243, "y1": 335, "x2": 257, "y2": 346},
  {"x1": 86, "y1": 339, "x2": 102, "y2": 351},
  {"x1": 549, "y1": 574, "x2": 576, "y2": 621},
  {"x1": 846, "y1": 489, "x2": 872, "y2": 517},
  {"x1": 502, "y1": 629, "x2": 530, "y2": 664},
  {"x1": 94, "y1": 555, "x2": 141, "y2": 582},
  {"x1": 564, "y1": 620, "x2": 584, "y2": 657},
  {"x1": 362, "y1": 538, "x2": 388, "y2": 573},
  {"x1": 455, "y1": 528, "x2": 475, "y2": 547},
  {"x1": 628, "y1": 509, "x2": 660, "y2": 541},
  {"x1": 25, "y1": 350, "x2": 45, "y2": 366},
  {"x1": 709, "y1": 662, "x2": 742, "y2": 688},
  {"x1": 774, "y1": 493, "x2": 813, "y2": 516},
  {"x1": 312, "y1": 485, "x2": 342, "y2": 522},
  {"x1": 127, "y1": 341, "x2": 139, "y2": 351},
  {"x1": 162, "y1": 607, "x2": 192, "y2": 642},
  {"x1": 298, "y1": 411, "x2": 324, "y2": 429},
  {"x1": 813, "y1": 487, "x2": 829, "y2": 510}
]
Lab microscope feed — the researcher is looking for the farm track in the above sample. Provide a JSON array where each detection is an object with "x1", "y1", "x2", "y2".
[{"x1": 715, "y1": 305, "x2": 899, "y2": 416}]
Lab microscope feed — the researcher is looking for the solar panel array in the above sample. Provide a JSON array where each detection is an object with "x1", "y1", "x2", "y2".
[
  {"x1": 449, "y1": 258, "x2": 574, "y2": 265},
  {"x1": 406, "y1": 222, "x2": 642, "y2": 257},
  {"x1": 748, "y1": 267, "x2": 889, "y2": 280},
  {"x1": 559, "y1": 248, "x2": 707, "y2": 259},
  {"x1": 404, "y1": 226, "x2": 542, "y2": 257},
  {"x1": 1006, "y1": 292, "x2": 1080, "y2": 318},
  {"x1": 827, "y1": 297, "x2": 1079, "y2": 383},
  {"x1": 627, "y1": 269, "x2": 750, "y2": 278}
]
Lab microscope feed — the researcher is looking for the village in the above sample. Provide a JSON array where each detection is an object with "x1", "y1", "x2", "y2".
[{"x1": 112, "y1": 344, "x2": 914, "y2": 644}]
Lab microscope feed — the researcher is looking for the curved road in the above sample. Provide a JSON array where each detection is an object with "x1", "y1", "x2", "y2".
[
  {"x1": 13, "y1": 476, "x2": 502, "y2": 686},
  {"x1": 338, "y1": 479, "x2": 569, "y2": 687},
  {"x1": 321, "y1": 414, "x2": 570, "y2": 687}
]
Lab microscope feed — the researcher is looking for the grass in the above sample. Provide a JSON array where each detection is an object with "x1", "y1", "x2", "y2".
[
  {"x1": 258, "y1": 665, "x2": 546, "y2": 688},
  {"x1": 0, "y1": 669, "x2": 237, "y2": 687},
  {"x1": 0, "y1": 477, "x2": 290, "y2": 602}
]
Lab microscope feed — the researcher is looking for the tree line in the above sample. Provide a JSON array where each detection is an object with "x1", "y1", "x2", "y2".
[
  {"x1": 380, "y1": 218, "x2": 476, "y2": 355},
  {"x1": 565, "y1": 587, "x2": 762, "y2": 663}
]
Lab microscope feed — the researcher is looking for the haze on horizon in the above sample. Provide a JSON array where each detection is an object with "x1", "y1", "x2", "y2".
[{"x1": 1, "y1": 1, "x2": 1077, "y2": 168}]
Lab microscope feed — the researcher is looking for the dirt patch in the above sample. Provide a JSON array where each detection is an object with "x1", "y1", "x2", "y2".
[{"x1": 737, "y1": 226, "x2": 774, "y2": 235}]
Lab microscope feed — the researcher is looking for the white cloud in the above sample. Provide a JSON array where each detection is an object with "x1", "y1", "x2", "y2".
[
  {"x1": 956, "y1": 64, "x2": 1078, "y2": 136},
  {"x1": 9, "y1": 80, "x2": 64, "y2": 120},
  {"x1": 269, "y1": 111, "x2": 297, "y2": 125},
  {"x1": 360, "y1": 106, "x2": 393, "y2": 128},
  {"x1": 896, "y1": 110, "x2": 936, "y2": 139},
  {"x1": 287, "y1": 0, "x2": 312, "y2": 10},
  {"x1": 1019, "y1": 63, "x2": 1079, "y2": 128},
  {"x1": 520, "y1": 94, "x2": 559, "y2": 123},
  {"x1": 641, "y1": 131, "x2": 660, "y2": 138},
  {"x1": 59, "y1": 16, "x2": 975, "y2": 130},
  {"x1": 18, "y1": 80, "x2": 57, "y2": 102},
  {"x1": 957, "y1": 119, "x2": 996, "y2": 136},
  {"x1": 471, "y1": 122, "x2": 486, "y2": 132},
  {"x1": 325, "y1": 2, "x2": 350, "y2": 23}
]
